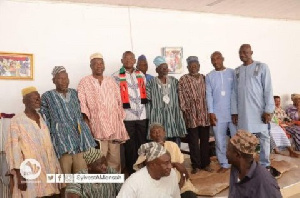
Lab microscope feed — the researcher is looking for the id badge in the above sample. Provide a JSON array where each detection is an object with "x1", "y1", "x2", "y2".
[{"x1": 221, "y1": 91, "x2": 226, "y2": 96}]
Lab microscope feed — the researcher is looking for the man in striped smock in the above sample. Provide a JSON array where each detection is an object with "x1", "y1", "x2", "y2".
[
  {"x1": 40, "y1": 66, "x2": 96, "y2": 176},
  {"x1": 66, "y1": 148, "x2": 122, "y2": 198}
]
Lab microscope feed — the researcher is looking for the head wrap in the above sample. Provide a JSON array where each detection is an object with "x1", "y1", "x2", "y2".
[
  {"x1": 52, "y1": 66, "x2": 66, "y2": 77},
  {"x1": 153, "y1": 56, "x2": 167, "y2": 67},
  {"x1": 90, "y1": 53, "x2": 103, "y2": 61},
  {"x1": 186, "y1": 56, "x2": 199, "y2": 65},
  {"x1": 83, "y1": 147, "x2": 102, "y2": 165},
  {"x1": 292, "y1": 94, "x2": 300, "y2": 101},
  {"x1": 138, "y1": 55, "x2": 147, "y2": 62},
  {"x1": 133, "y1": 142, "x2": 167, "y2": 170},
  {"x1": 22, "y1": 86, "x2": 37, "y2": 97},
  {"x1": 230, "y1": 130, "x2": 259, "y2": 155}
]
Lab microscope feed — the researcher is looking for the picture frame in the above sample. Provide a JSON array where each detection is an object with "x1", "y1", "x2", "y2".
[
  {"x1": 162, "y1": 47, "x2": 183, "y2": 74},
  {"x1": 0, "y1": 52, "x2": 34, "y2": 80}
]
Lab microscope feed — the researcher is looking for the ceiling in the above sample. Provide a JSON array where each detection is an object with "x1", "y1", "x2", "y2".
[{"x1": 34, "y1": 0, "x2": 300, "y2": 21}]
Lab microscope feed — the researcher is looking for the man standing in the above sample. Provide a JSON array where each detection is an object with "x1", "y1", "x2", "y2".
[
  {"x1": 136, "y1": 55, "x2": 154, "y2": 83},
  {"x1": 178, "y1": 56, "x2": 211, "y2": 174},
  {"x1": 231, "y1": 44, "x2": 275, "y2": 168},
  {"x1": 78, "y1": 53, "x2": 129, "y2": 173},
  {"x1": 6, "y1": 87, "x2": 62, "y2": 197},
  {"x1": 227, "y1": 130, "x2": 282, "y2": 198},
  {"x1": 117, "y1": 142, "x2": 180, "y2": 198},
  {"x1": 206, "y1": 52, "x2": 237, "y2": 173},
  {"x1": 41, "y1": 66, "x2": 96, "y2": 175},
  {"x1": 112, "y1": 51, "x2": 148, "y2": 175}
]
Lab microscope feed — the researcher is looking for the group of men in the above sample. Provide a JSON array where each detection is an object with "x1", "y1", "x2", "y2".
[{"x1": 5, "y1": 43, "x2": 282, "y2": 197}]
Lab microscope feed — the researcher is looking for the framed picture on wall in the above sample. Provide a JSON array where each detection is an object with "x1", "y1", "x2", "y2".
[
  {"x1": 162, "y1": 47, "x2": 183, "y2": 74},
  {"x1": 0, "y1": 52, "x2": 34, "y2": 80}
]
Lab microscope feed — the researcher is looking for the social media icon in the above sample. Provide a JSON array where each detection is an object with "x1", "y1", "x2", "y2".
[
  {"x1": 64, "y1": 174, "x2": 74, "y2": 183},
  {"x1": 56, "y1": 174, "x2": 64, "y2": 183},
  {"x1": 47, "y1": 174, "x2": 56, "y2": 183}
]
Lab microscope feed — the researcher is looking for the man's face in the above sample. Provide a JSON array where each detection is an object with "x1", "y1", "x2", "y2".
[
  {"x1": 150, "y1": 127, "x2": 165, "y2": 144},
  {"x1": 24, "y1": 91, "x2": 41, "y2": 109},
  {"x1": 156, "y1": 63, "x2": 168, "y2": 76},
  {"x1": 274, "y1": 98, "x2": 281, "y2": 108},
  {"x1": 226, "y1": 142, "x2": 238, "y2": 166},
  {"x1": 239, "y1": 46, "x2": 253, "y2": 63},
  {"x1": 211, "y1": 53, "x2": 224, "y2": 70},
  {"x1": 154, "y1": 153, "x2": 172, "y2": 177},
  {"x1": 187, "y1": 62, "x2": 200, "y2": 75},
  {"x1": 89, "y1": 156, "x2": 108, "y2": 174},
  {"x1": 137, "y1": 60, "x2": 148, "y2": 74},
  {"x1": 53, "y1": 72, "x2": 69, "y2": 92},
  {"x1": 121, "y1": 53, "x2": 136, "y2": 69},
  {"x1": 90, "y1": 58, "x2": 105, "y2": 76}
]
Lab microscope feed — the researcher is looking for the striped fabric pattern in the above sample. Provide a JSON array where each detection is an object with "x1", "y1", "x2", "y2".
[
  {"x1": 78, "y1": 76, "x2": 129, "y2": 141},
  {"x1": 178, "y1": 74, "x2": 210, "y2": 129},
  {"x1": 146, "y1": 76, "x2": 187, "y2": 138},
  {"x1": 83, "y1": 147, "x2": 102, "y2": 164},
  {"x1": 138, "y1": 142, "x2": 167, "y2": 162},
  {"x1": 66, "y1": 167, "x2": 122, "y2": 197},
  {"x1": 40, "y1": 89, "x2": 96, "y2": 159}
]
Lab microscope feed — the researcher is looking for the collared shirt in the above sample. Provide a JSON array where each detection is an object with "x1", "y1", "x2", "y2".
[
  {"x1": 112, "y1": 68, "x2": 147, "y2": 121},
  {"x1": 78, "y1": 76, "x2": 129, "y2": 141},
  {"x1": 229, "y1": 161, "x2": 282, "y2": 198},
  {"x1": 40, "y1": 89, "x2": 96, "y2": 159},
  {"x1": 231, "y1": 61, "x2": 275, "y2": 133},
  {"x1": 66, "y1": 167, "x2": 122, "y2": 198},
  {"x1": 206, "y1": 68, "x2": 235, "y2": 123},
  {"x1": 145, "y1": 74, "x2": 154, "y2": 83}
]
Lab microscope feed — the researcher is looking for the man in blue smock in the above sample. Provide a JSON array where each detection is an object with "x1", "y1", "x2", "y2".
[
  {"x1": 206, "y1": 51, "x2": 237, "y2": 173},
  {"x1": 231, "y1": 44, "x2": 275, "y2": 168}
]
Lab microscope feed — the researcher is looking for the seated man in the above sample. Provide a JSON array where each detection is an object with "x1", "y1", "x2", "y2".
[
  {"x1": 227, "y1": 130, "x2": 282, "y2": 198},
  {"x1": 5, "y1": 87, "x2": 62, "y2": 197},
  {"x1": 66, "y1": 148, "x2": 122, "y2": 197},
  {"x1": 270, "y1": 96, "x2": 299, "y2": 157},
  {"x1": 139, "y1": 123, "x2": 198, "y2": 198},
  {"x1": 117, "y1": 142, "x2": 180, "y2": 198}
]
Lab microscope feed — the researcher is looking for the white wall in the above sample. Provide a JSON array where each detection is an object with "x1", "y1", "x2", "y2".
[{"x1": 1, "y1": 0, "x2": 300, "y2": 113}]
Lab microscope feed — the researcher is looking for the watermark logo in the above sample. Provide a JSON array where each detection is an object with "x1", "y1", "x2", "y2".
[{"x1": 20, "y1": 159, "x2": 41, "y2": 180}]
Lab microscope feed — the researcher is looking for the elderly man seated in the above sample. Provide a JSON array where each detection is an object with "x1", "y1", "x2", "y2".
[
  {"x1": 117, "y1": 142, "x2": 181, "y2": 198},
  {"x1": 141, "y1": 123, "x2": 198, "y2": 198},
  {"x1": 227, "y1": 130, "x2": 282, "y2": 198},
  {"x1": 66, "y1": 148, "x2": 122, "y2": 197}
]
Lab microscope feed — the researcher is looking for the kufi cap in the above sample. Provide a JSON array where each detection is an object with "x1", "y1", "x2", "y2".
[
  {"x1": 90, "y1": 53, "x2": 103, "y2": 61},
  {"x1": 230, "y1": 130, "x2": 259, "y2": 154},
  {"x1": 52, "y1": 66, "x2": 66, "y2": 77},
  {"x1": 138, "y1": 55, "x2": 147, "y2": 61},
  {"x1": 22, "y1": 86, "x2": 37, "y2": 97},
  {"x1": 133, "y1": 142, "x2": 167, "y2": 170},
  {"x1": 153, "y1": 56, "x2": 167, "y2": 67},
  {"x1": 83, "y1": 147, "x2": 102, "y2": 165},
  {"x1": 186, "y1": 56, "x2": 199, "y2": 64}
]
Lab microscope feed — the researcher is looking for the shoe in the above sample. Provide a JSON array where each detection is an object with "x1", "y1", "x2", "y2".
[
  {"x1": 203, "y1": 166, "x2": 213, "y2": 172},
  {"x1": 266, "y1": 166, "x2": 281, "y2": 178},
  {"x1": 217, "y1": 167, "x2": 229, "y2": 173},
  {"x1": 191, "y1": 168, "x2": 198, "y2": 174}
]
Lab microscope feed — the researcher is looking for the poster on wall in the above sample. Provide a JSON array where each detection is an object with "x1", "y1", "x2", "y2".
[
  {"x1": 0, "y1": 52, "x2": 34, "y2": 80},
  {"x1": 162, "y1": 47, "x2": 183, "y2": 74}
]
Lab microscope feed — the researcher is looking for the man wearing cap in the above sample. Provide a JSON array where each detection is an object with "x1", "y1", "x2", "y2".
[
  {"x1": 117, "y1": 142, "x2": 181, "y2": 198},
  {"x1": 136, "y1": 54, "x2": 154, "y2": 83},
  {"x1": 231, "y1": 44, "x2": 275, "y2": 168},
  {"x1": 112, "y1": 51, "x2": 148, "y2": 175},
  {"x1": 78, "y1": 53, "x2": 129, "y2": 173},
  {"x1": 66, "y1": 148, "x2": 122, "y2": 197},
  {"x1": 40, "y1": 66, "x2": 96, "y2": 176},
  {"x1": 5, "y1": 87, "x2": 62, "y2": 197},
  {"x1": 146, "y1": 56, "x2": 186, "y2": 146},
  {"x1": 227, "y1": 130, "x2": 282, "y2": 198},
  {"x1": 206, "y1": 51, "x2": 237, "y2": 173},
  {"x1": 178, "y1": 56, "x2": 211, "y2": 174}
]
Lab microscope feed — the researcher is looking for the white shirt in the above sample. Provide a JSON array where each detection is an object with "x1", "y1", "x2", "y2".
[{"x1": 117, "y1": 167, "x2": 181, "y2": 198}]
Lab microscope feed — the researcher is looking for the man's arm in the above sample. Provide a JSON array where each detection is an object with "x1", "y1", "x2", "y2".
[
  {"x1": 231, "y1": 69, "x2": 238, "y2": 125},
  {"x1": 261, "y1": 64, "x2": 275, "y2": 123},
  {"x1": 206, "y1": 74, "x2": 217, "y2": 126}
]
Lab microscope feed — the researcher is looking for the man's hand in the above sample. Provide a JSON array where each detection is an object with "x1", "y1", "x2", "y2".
[
  {"x1": 232, "y1": 114, "x2": 238, "y2": 126},
  {"x1": 15, "y1": 169, "x2": 27, "y2": 191},
  {"x1": 261, "y1": 112, "x2": 271, "y2": 124},
  {"x1": 173, "y1": 162, "x2": 189, "y2": 180},
  {"x1": 209, "y1": 113, "x2": 217, "y2": 126}
]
